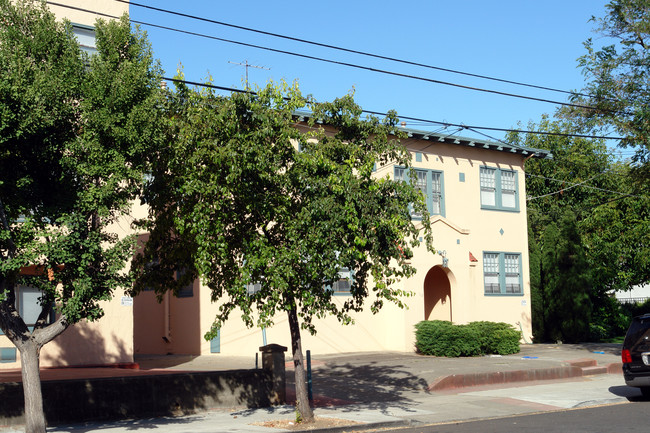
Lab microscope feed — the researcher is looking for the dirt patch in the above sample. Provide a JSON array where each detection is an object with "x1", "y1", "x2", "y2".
[{"x1": 254, "y1": 416, "x2": 363, "y2": 430}]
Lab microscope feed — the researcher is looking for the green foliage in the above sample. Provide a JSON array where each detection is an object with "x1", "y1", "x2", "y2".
[
  {"x1": 414, "y1": 320, "x2": 520, "y2": 357},
  {"x1": 133, "y1": 78, "x2": 433, "y2": 336},
  {"x1": 509, "y1": 115, "x2": 649, "y2": 343},
  {"x1": 568, "y1": 0, "x2": 650, "y2": 180},
  {"x1": 467, "y1": 321, "x2": 521, "y2": 355},
  {"x1": 622, "y1": 298, "x2": 650, "y2": 318},
  {"x1": 540, "y1": 211, "x2": 592, "y2": 343},
  {"x1": 133, "y1": 77, "x2": 434, "y2": 423},
  {"x1": 590, "y1": 295, "x2": 631, "y2": 340},
  {"x1": 0, "y1": 0, "x2": 164, "y2": 337}
]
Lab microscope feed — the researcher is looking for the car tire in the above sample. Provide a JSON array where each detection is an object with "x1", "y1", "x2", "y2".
[{"x1": 640, "y1": 387, "x2": 650, "y2": 398}]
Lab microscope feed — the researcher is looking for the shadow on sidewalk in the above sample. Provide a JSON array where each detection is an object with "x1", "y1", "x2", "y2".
[
  {"x1": 285, "y1": 361, "x2": 430, "y2": 413},
  {"x1": 566, "y1": 343, "x2": 622, "y2": 356}
]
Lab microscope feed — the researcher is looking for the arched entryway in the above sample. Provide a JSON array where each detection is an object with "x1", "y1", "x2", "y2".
[{"x1": 423, "y1": 265, "x2": 452, "y2": 322}]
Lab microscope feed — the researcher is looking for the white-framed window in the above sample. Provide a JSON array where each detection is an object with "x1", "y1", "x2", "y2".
[
  {"x1": 395, "y1": 167, "x2": 444, "y2": 218},
  {"x1": 483, "y1": 252, "x2": 522, "y2": 295},
  {"x1": 17, "y1": 286, "x2": 55, "y2": 328},
  {"x1": 72, "y1": 24, "x2": 97, "y2": 56},
  {"x1": 480, "y1": 167, "x2": 518, "y2": 211},
  {"x1": 331, "y1": 267, "x2": 353, "y2": 295}
]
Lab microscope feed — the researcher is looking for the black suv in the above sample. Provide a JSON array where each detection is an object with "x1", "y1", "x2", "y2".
[{"x1": 622, "y1": 313, "x2": 650, "y2": 396}]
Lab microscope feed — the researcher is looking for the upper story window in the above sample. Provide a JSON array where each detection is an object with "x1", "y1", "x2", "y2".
[
  {"x1": 480, "y1": 167, "x2": 518, "y2": 211},
  {"x1": 483, "y1": 252, "x2": 522, "y2": 295},
  {"x1": 72, "y1": 24, "x2": 97, "y2": 56},
  {"x1": 395, "y1": 167, "x2": 444, "y2": 218}
]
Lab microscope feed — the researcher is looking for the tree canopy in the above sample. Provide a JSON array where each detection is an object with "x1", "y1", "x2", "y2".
[
  {"x1": 570, "y1": 0, "x2": 650, "y2": 179},
  {"x1": 0, "y1": 1, "x2": 164, "y2": 431},
  {"x1": 133, "y1": 78, "x2": 433, "y2": 421},
  {"x1": 510, "y1": 116, "x2": 650, "y2": 342}
]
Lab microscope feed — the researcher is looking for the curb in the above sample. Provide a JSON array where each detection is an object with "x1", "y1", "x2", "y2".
[
  {"x1": 428, "y1": 363, "x2": 622, "y2": 391},
  {"x1": 296, "y1": 419, "x2": 411, "y2": 433}
]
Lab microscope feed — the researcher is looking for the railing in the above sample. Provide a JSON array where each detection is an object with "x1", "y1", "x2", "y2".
[{"x1": 617, "y1": 297, "x2": 649, "y2": 305}]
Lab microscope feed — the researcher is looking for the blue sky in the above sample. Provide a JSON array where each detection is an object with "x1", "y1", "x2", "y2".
[{"x1": 127, "y1": 0, "x2": 610, "y2": 143}]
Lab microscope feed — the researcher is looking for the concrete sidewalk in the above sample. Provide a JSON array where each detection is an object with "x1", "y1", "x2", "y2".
[{"x1": 0, "y1": 343, "x2": 628, "y2": 433}]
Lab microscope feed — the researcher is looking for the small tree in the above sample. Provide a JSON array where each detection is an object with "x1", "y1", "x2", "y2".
[
  {"x1": 133, "y1": 79, "x2": 433, "y2": 422},
  {"x1": 0, "y1": 2, "x2": 163, "y2": 432}
]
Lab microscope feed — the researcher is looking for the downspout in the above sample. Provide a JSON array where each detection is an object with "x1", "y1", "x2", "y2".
[{"x1": 163, "y1": 291, "x2": 172, "y2": 344}]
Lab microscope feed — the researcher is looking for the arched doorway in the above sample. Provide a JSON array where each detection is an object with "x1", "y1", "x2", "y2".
[{"x1": 423, "y1": 266, "x2": 452, "y2": 322}]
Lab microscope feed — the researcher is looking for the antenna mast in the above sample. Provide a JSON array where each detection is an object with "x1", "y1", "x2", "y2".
[{"x1": 228, "y1": 60, "x2": 270, "y2": 91}]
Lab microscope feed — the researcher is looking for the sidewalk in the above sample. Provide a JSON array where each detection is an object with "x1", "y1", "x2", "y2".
[{"x1": 0, "y1": 343, "x2": 628, "y2": 433}]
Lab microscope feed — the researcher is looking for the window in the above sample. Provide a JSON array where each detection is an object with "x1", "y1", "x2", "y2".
[
  {"x1": 483, "y1": 252, "x2": 522, "y2": 295},
  {"x1": 175, "y1": 269, "x2": 194, "y2": 298},
  {"x1": 480, "y1": 167, "x2": 518, "y2": 211},
  {"x1": 325, "y1": 267, "x2": 354, "y2": 295},
  {"x1": 395, "y1": 167, "x2": 444, "y2": 218},
  {"x1": 245, "y1": 282, "x2": 262, "y2": 295},
  {"x1": 0, "y1": 348, "x2": 16, "y2": 363},
  {"x1": 72, "y1": 24, "x2": 97, "y2": 56},
  {"x1": 17, "y1": 286, "x2": 55, "y2": 328}
]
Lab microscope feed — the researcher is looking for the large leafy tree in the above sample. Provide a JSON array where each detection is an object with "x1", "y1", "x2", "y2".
[
  {"x1": 570, "y1": 0, "x2": 650, "y2": 179},
  {"x1": 0, "y1": 1, "x2": 163, "y2": 432},
  {"x1": 133, "y1": 79, "x2": 433, "y2": 422},
  {"x1": 511, "y1": 117, "x2": 650, "y2": 341}
]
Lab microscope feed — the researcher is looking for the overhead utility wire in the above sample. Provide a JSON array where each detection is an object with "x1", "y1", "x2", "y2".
[
  {"x1": 526, "y1": 173, "x2": 645, "y2": 199},
  {"x1": 362, "y1": 110, "x2": 625, "y2": 141},
  {"x1": 49, "y1": 1, "x2": 622, "y2": 115},
  {"x1": 166, "y1": 76, "x2": 626, "y2": 142},
  {"x1": 527, "y1": 174, "x2": 603, "y2": 200},
  {"x1": 118, "y1": 0, "x2": 599, "y2": 102}
]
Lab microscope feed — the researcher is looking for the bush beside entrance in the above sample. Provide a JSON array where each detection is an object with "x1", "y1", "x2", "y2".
[{"x1": 415, "y1": 320, "x2": 521, "y2": 357}]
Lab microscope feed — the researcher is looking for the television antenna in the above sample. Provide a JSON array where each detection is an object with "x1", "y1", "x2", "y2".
[{"x1": 228, "y1": 60, "x2": 270, "y2": 91}]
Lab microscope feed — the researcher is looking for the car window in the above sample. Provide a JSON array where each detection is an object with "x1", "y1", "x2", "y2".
[{"x1": 625, "y1": 317, "x2": 650, "y2": 351}]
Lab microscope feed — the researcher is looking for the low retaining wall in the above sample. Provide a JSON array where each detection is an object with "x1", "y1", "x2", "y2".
[{"x1": 0, "y1": 344, "x2": 288, "y2": 427}]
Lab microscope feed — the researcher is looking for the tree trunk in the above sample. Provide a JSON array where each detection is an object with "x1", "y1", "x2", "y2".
[
  {"x1": 20, "y1": 340, "x2": 46, "y2": 433},
  {"x1": 287, "y1": 305, "x2": 314, "y2": 423}
]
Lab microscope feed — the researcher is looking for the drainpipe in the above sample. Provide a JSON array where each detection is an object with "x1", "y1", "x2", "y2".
[{"x1": 163, "y1": 291, "x2": 172, "y2": 344}]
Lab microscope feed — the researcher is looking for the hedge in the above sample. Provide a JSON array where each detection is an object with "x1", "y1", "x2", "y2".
[{"x1": 415, "y1": 320, "x2": 521, "y2": 357}]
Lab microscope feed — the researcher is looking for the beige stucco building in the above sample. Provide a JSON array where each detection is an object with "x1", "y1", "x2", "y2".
[
  {"x1": 133, "y1": 124, "x2": 550, "y2": 357},
  {"x1": 0, "y1": 0, "x2": 551, "y2": 368}
]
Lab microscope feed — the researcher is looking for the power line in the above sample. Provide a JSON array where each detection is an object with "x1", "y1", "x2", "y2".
[
  {"x1": 48, "y1": 1, "x2": 625, "y2": 115},
  {"x1": 118, "y1": 0, "x2": 602, "y2": 102},
  {"x1": 43, "y1": 2, "x2": 632, "y2": 143},
  {"x1": 164, "y1": 76, "x2": 627, "y2": 143},
  {"x1": 526, "y1": 173, "x2": 645, "y2": 200}
]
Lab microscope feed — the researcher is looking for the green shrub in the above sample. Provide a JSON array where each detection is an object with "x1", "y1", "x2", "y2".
[
  {"x1": 415, "y1": 320, "x2": 481, "y2": 357},
  {"x1": 590, "y1": 296, "x2": 632, "y2": 341},
  {"x1": 415, "y1": 320, "x2": 521, "y2": 357},
  {"x1": 467, "y1": 321, "x2": 521, "y2": 355}
]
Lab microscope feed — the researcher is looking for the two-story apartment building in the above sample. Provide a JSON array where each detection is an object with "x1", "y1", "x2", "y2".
[
  {"x1": 133, "y1": 122, "x2": 551, "y2": 357},
  {"x1": 1, "y1": 0, "x2": 550, "y2": 368}
]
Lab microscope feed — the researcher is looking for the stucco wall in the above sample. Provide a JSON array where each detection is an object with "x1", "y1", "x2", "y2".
[
  {"x1": 47, "y1": 0, "x2": 129, "y2": 27},
  {"x1": 170, "y1": 136, "x2": 535, "y2": 357}
]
